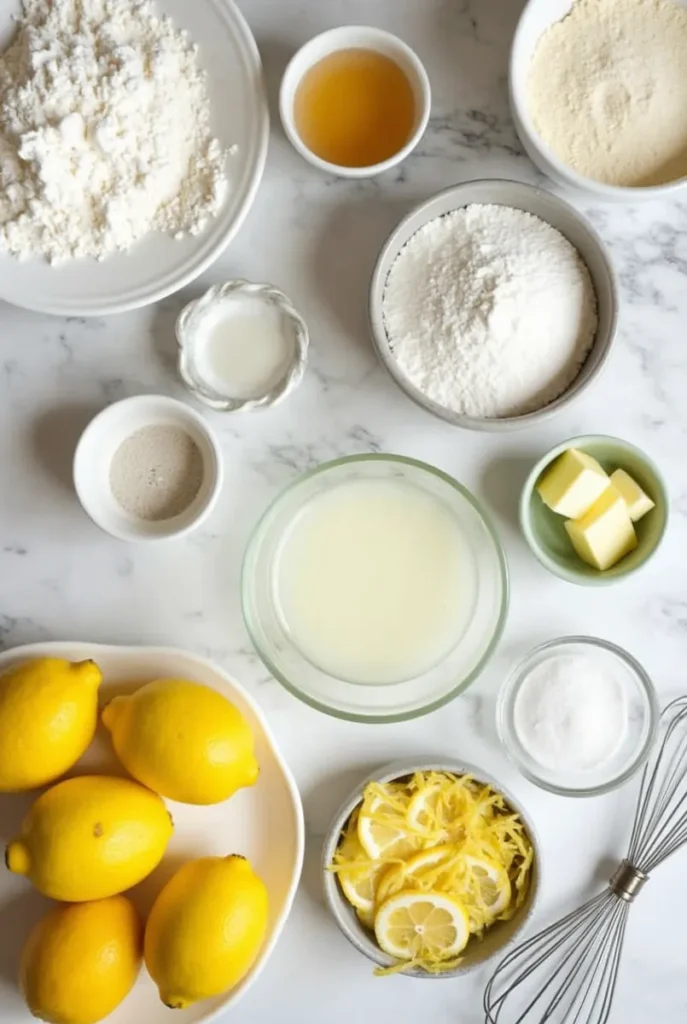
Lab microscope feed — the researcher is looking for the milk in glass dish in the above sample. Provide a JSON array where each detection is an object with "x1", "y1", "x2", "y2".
[{"x1": 176, "y1": 280, "x2": 309, "y2": 412}]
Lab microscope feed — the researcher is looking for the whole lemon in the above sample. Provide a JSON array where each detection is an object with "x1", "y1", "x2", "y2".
[
  {"x1": 20, "y1": 895, "x2": 141, "y2": 1024},
  {"x1": 144, "y1": 855, "x2": 269, "y2": 1009},
  {"x1": 0, "y1": 657, "x2": 101, "y2": 792},
  {"x1": 102, "y1": 679, "x2": 259, "y2": 805},
  {"x1": 5, "y1": 775, "x2": 173, "y2": 901}
]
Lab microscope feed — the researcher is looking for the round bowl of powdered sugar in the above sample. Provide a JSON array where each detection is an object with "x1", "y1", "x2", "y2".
[
  {"x1": 369, "y1": 179, "x2": 617, "y2": 430},
  {"x1": 73, "y1": 395, "x2": 223, "y2": 541}
]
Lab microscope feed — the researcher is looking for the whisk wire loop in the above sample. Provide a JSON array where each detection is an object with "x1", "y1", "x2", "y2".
[{"x1": 484, "y1": 696, "x2": 687, "y2": 1024}]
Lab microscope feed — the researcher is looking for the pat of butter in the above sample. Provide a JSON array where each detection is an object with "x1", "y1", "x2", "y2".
[
  {"x1": 565, "y1": 487, "x2": 638, "y2": 571},
  {"x1": 536, "y1": 448, "x2": 610, "y2": 519},
  {"x1": 610, "y1": 469, "x2": 655, "y2": 522}
]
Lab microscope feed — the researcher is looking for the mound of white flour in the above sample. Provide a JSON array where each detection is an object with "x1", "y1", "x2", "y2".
[
  {"x1": 0, "y1": 0, "x2": 228, "y2": 264},
  {"x1": 383, "y1": 205, "x2": 598, "y2": 419}
]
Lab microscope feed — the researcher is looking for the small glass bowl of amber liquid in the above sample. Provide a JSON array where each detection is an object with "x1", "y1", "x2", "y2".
[{"x1": 279, "y1": 26, "x2": 431, "y2": 178}]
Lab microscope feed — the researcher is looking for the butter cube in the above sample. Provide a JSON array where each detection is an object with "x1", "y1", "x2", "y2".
[
  {"x1": 564, "y1": 487, "x2": 638, "y2": 571},
  {"x1": 610, "y1": 469, "x2": 655, "y2": 522},
  {"x1": 536, "y1": 448, "x2": 610, "y2": 519}
]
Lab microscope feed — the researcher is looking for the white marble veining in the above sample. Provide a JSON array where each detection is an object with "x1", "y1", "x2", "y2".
[{"x1": 1, "y1": 1, "x2": 687, "y2": 1021}]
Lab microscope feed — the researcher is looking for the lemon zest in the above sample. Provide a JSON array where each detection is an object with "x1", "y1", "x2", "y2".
[{"x1": 331, "y1": 770, "x2": 534, "y2": 976}]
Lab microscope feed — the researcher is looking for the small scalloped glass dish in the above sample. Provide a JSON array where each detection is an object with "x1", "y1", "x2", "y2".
[{"x1": 176, "y1": 279, "x2": 309, "y2": 412}]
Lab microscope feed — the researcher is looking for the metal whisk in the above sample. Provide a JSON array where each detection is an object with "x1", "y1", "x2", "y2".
[{"x1": 484, "y1": 696, "x2": 687, "y2": 1024}]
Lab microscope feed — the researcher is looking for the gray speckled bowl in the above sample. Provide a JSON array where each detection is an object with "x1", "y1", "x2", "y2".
[
  {"x1": 369, "y1": 179, "x2": 618, "y2": 431},
  {"x1": 322, "y1": 758, "x2": 541, "y2": 978}
]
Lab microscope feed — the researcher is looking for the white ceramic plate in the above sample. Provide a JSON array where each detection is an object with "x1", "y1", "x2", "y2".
[
  {"x1": 0, "y1": 642, "x2": 304, "y2": 1024},
  {"x1": 0, "y1": 1, "x2": 268, "y2": 316}
]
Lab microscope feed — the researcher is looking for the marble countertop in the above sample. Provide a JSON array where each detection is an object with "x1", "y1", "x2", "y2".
[{"x1": 2, "y1": 1, "x2": 687, "y2": 1021}]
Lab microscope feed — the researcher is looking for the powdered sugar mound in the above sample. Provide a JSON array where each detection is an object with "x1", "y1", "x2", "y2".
[
  {"x1": 383, "y1": 204, "x2": 598, "y2": 419},
  {"x1": 0, "y1": 0, "x2": 228, "y2": 264}
]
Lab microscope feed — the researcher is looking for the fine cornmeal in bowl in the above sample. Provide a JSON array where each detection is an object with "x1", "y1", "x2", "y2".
[
  {"x1": 527, "y1": 0, "x2": 687, "y2": 188},
  {"x1": 382, "y1": 204, "x2": 598, "y2": 419}
]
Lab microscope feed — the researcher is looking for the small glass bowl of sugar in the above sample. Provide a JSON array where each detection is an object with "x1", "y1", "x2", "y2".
[
  {"x1": 176, "y1": 280, "x2": 309, "y2": 412},
  {"x1": 497, "y1": 636, "x2": 660, "y2": 797}
]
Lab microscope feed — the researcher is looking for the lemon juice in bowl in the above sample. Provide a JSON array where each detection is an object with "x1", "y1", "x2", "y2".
[
  {"x1": 273, "y1": 474, "x2": 478, "y2": 685},
  {"x1": 242, "y1": 455, "x2": 508, "y2": 721}
]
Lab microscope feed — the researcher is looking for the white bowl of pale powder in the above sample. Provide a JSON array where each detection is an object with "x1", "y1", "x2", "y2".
[
  {"x1": 511, "y1": 0, "x2": 687, "y2": 199},
  {"x1": 73, "y1": 396, "x2": 223, "y2": 542},
  {"x1": 370, "y1": 179, "x2": 617, "y2": 429}
]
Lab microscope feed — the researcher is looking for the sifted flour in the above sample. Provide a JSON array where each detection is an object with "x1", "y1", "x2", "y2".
[
  {"x1": 527, "y1": 0, "x2": 687, "y2": 187},
  {"x1": 0, "y1": 0, "x2": 228, "y2": 264},
  {"x1": 382, "y1": 205, "x2": 598, "y2": 419}
]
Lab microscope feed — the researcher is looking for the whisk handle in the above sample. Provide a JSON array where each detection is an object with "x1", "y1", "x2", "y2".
[{"x1": 609, "y1": 859, "x2": 649, "y2": 902}]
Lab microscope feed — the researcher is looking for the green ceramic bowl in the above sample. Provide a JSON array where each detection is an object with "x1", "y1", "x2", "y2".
[{"x1": 520, "y1": 435, "x2": 669, "y2": 585}]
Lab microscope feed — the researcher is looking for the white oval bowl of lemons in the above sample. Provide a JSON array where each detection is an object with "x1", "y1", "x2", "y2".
[
  {"x1": 322, "y1": 759, "x2": 540, "y2": 978},
  {"x1": 0, "y1": 642, "x2": 304, "y2": 1024}
]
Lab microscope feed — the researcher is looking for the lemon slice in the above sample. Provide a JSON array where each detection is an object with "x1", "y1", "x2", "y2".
[
  {"x1": 375, "y1": 844, "x2": 456, "y2": 906},
  {"x1": 357, "y1": 793, "x2": 420, "y2": 860},
  {"x1": 339, "y1": 859, "x2": 386, "y2": 912},
  {"x1": 375, "y1": 890, "x2": 470, "y2": 962},
  {"x1": 334, "y1": 812, "x2": 386, "y2": 912},
  {"x1": 459, "y1": 854, "x2": 511, "y2": 931},
  {"x1": 356, "y1": 906, "x2": 376, "y2": 930},
  {"x1": 406, "y1": 782, "x2": 465, "y2": 842}
]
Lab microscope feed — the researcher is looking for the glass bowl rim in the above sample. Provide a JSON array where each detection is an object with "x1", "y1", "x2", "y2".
[
  {"x1": 241, "y1": 453, "x2": 510, "y2": 723},
  {"x1": 497, "y1": 635, "x2": 660, "y2": 797}
]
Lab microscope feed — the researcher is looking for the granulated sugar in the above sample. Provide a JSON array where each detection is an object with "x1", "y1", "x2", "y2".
[{"x1": 110, "y1": 425, "x2": 204, "y2": 521}]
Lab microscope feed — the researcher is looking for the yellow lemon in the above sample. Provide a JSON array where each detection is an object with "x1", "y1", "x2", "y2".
[
  {"x1": 0, "y1": 657, "x2": 101, "y2": 792},
  {"x1": 20, "y1": 896, "x2": 141, "y2": 1024},
  {"x1": 145, "y1": 855, "x2": 269, "y2": 1009},
  {"x1": 5, "y1": 775, "x2": 173, "y2": 901},
  {"x1": 102, "y1": 679, "x2": 259, "y2": 805}
]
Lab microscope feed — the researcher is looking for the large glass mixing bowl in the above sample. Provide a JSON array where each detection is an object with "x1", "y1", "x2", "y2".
[{"x1": 242, "y1": 454, "x2": 509, "y2": 723}]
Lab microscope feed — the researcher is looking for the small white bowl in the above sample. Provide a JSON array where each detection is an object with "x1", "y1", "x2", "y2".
[
  {"x1": 510, "y1": 0, "x2": 687, "y2": 201},
  {"x1": 279, "y1": 25, "x2": 431, "y2": 178},
  {"x1": 73, "y1": 396, "x2": 223, "y2": 542}
]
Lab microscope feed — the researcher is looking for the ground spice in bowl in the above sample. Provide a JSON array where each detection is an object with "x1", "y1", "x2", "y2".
[{"x1": 109, "y1": 424, "x2": 204, "y2": 522}]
